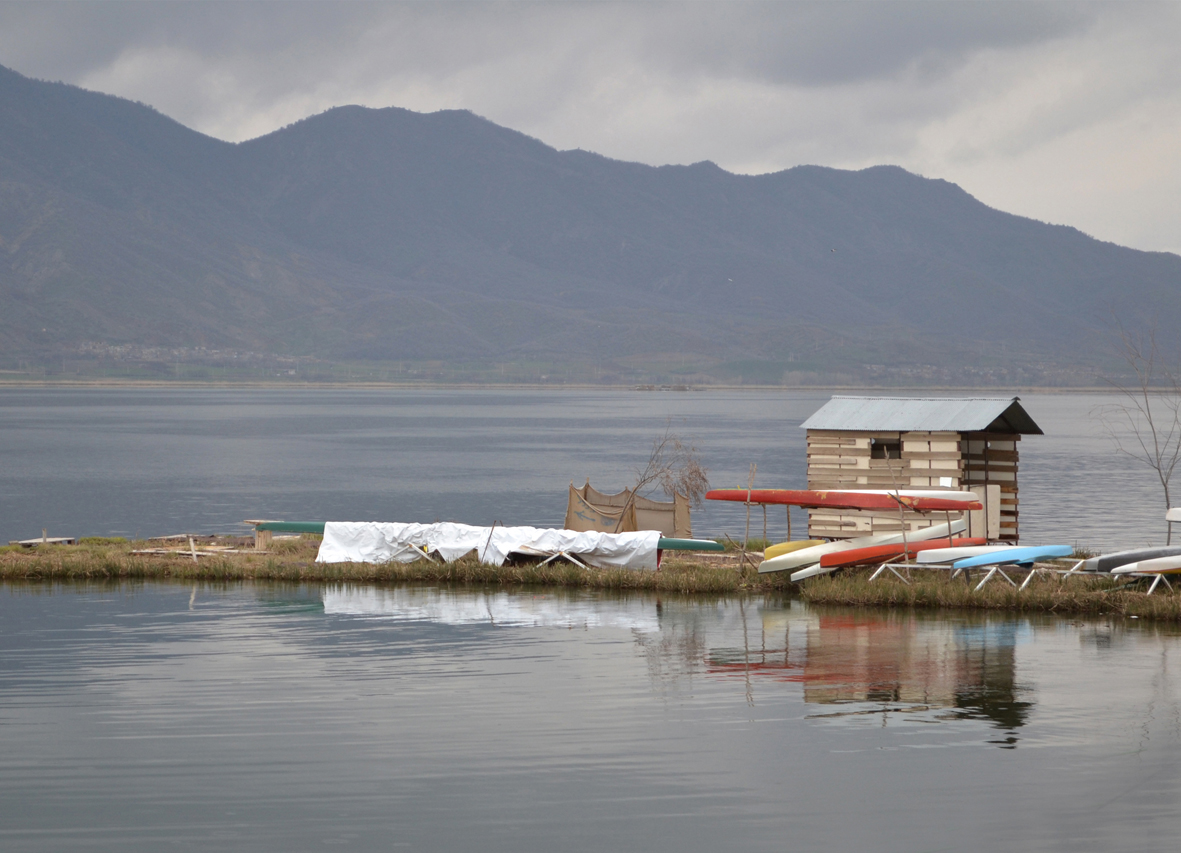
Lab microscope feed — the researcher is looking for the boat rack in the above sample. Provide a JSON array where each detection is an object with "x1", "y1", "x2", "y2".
[{"x1": 869, "y1": 559, "x2": 1086, "y2": 592}]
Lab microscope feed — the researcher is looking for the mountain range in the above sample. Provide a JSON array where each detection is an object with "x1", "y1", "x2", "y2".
[{"x1": 2, "y1": 62, "x2": 1178, "y2": 385}]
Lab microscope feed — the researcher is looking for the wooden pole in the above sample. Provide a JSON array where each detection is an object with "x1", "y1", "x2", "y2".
[
  {"x1": 481, "y1": 521, "x2": 500, "y2": 564},
  {"x1": 742, "y1": 464, "x2": 756, "y2": 550},
  {"x1": 884, "y1": 451, "x2": 910, "y2": 566},
  {"x1": 741, "y1": 464, "x2": 756, "y2": 574}
]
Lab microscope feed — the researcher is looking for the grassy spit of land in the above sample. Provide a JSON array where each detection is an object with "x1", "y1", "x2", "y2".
[
  {"x1": 0, "y1": 537, "x2": 791, "y2": 594},
  {"x1": 4, "y1": 537, "x2": 1179, "y2": 620},
  {"x1": 798, "y1": 571, "x2": 1181, "y2": 620}
]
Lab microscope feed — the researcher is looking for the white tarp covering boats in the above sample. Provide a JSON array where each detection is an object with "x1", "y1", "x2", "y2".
[{"x1": 316, "y1": 521, "x2": 662, "y2": 570}]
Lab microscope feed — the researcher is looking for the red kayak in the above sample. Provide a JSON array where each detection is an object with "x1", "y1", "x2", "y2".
[
  {"x1": 819, "y1": 537, "x2": 988, "y2": 569},
  {"x1": 704, "y1": 489, "x2": 982, "y2": 512}
]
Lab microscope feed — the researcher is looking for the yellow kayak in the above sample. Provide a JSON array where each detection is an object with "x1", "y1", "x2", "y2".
[{"x1": 762, "y1": 539, "x2": 826, "y2": 561}]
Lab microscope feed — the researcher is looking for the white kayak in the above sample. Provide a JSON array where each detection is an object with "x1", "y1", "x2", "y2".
[
  {"x1": 1083, "y1": 546, "x2": 1181, "y2": 573},
  {"x1": 825, "y1": 490, "x2": 981, "y2": 503},
  {"x1": 914, "y1": 545, "x2": 1014, "y2": 565},
  {"x1": 1112, "y1": 555, "x2": 1181, "y2": 575},
  {"x1": 789, "y1": 562, "x2": 854, "y2": 583},
  {"x1": 764, "y1": 519, "x2": 967, "y2": 580}
]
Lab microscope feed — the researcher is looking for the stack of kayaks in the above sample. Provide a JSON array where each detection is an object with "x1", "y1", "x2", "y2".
[
  {"x1": 1112, "y1": 556, "x2": 1181, "y2": 593},
  {"x1": 943, "y1": 545, "x2": 1073, "y2": 570},
  {"x1": 1070, "y1": 508, "x2": 1181, "y2": 587},
  {"x1": 817, "y1": 537, "x2": 987, "y2": 569},
  {"x1": 763, "y1": 539, "x2": 826, "y2": 560},
  {"x1": 708, "y1": 487, "x2": 988, "y2": 582},
  {"x1": 1075, "y1": 510, "x2": 1181, "y2": 591},
  {"x1": 760, "y1": 535, "x2": 1075, "y2": 581},
  {"x1": 914, "y1": 545, "x2": 1014, "y2": 564},
  {"x1": 758, "y1": 519, "x2": 968, "y2": 579},
  {"x1": 912, "y1": 544, "x2": 1074, "y2": 569},
  {"x1": 1110, "y1": 555, "x2": 1181, "y2": 576},
  {"x1": 1080, "y1": 546, "x2": 1181, "y2": 574}
]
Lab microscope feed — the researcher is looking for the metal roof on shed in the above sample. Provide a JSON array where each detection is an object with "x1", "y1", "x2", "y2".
[{"x1": 800, "y1": 396, "x2": 1043, "y2": 435}]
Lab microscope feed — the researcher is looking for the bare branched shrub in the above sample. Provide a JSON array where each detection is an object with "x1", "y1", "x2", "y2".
[
  {"x1": 1094, "y1": 324, "x2": 1181, "y2": 541},
  {"x1": 631, "y1": 423, "x2": 710, "y2": 508}
]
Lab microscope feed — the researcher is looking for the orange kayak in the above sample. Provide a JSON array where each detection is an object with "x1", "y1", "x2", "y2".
[{"x1": 819, "y1": 537, "x2": 988, "y2": 568}]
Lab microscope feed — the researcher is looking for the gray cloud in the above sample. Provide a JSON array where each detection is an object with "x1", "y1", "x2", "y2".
[
  {"x1": 0, "y1": 2, "x2": 1098, "y2": 86},
  {"x1": 638, "y1": 1, "x2": 1095, "y2": 85},
  {"x1": 0, "y1": 1, "x2": 1177, "y2": 254}
]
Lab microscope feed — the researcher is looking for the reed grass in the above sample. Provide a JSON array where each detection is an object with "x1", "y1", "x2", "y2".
[
  {"x1": 798, "y1": 570, "x2": 1181, "y2": 620},
  {"x1": 0, "y1": 540, "x2": 792, "y2": 594},
  {"x1": 717, "y1": 536, "x2": 774, "y2": 552},
  {"x1": 5, "y1": 541, "x2": 1180, "y2": 620}
]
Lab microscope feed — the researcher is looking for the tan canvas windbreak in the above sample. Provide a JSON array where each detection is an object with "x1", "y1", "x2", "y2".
[
  {"x1": 564, "y1": 482, "x2": 691, "y2": 537},
  {"x1": 565, "y1": 486, "x2": 639, "y2": 534}
]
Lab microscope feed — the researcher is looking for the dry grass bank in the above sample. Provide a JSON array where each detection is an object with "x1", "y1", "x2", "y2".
[
  {"x1": 0, "y1": 538, "x2": 791, "y2": 594},
  {"x1": 798, "y1": 570, "x2": 1181, "y2": 620},
  {"x1": 5, "y1": 540, "x2": 1179, "y2": 620}
]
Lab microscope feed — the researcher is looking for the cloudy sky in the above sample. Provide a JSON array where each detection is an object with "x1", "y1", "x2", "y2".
[{"x1": 1, "y1": 0, "x2": 1177, "y2": 254}]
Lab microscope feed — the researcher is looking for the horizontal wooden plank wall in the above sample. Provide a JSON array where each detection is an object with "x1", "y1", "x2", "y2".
[
  {"x1": 805, "y1": 429, "x2": 1020, "y2": 542},
  {"x1": 806, "y1": 430, "x2": 961, "y2": 540},
  {"x1": 962, "y1": 432, "x2": 1020, "y2": 543}
]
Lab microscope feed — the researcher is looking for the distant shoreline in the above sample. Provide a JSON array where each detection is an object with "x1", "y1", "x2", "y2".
[{"x1": 0, "y1": 379, "x2": 1130, "y2": 393}]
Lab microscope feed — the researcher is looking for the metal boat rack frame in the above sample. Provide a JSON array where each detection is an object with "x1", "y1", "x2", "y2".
[{"x1": 867, "y1": 559, "x2": 1088, "y2": 592}]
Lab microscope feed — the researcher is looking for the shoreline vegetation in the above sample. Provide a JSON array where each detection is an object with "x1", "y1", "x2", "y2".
[{"x1": 4, "y1": 538, "x2": 1180, "y2": 621}]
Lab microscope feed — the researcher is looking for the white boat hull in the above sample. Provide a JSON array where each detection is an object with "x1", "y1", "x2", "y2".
[
  {"x1": 915, "y1": 545, "x2": 1012, "y2": 565},
  {"x1": 761, "y1": 519, "x2": 968, "y2": 580},
  {"x1": 1112, "y1": 555, "x2": 1181, "y2": 575}
]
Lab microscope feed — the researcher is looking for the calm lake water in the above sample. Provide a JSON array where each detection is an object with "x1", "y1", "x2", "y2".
[
  {"x1": 2, "y1": 582, "x2": 1180, "y2": 852},
  {"x1": 0, "y1": 387, "x2": 1165, "y2": 549}
]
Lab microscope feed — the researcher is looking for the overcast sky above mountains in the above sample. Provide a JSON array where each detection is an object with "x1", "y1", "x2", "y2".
[{"x1": 0, "y1": 1, "x2": 1177, "y2": 256}]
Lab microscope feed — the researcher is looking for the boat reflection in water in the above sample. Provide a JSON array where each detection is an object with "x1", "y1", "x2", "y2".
[
  {"x1": 322, "y1": 586, "x2": 1032, "y2": 745},
  {"x1": 701, "y1": 605, "x2": 1032, "y2": 745}
]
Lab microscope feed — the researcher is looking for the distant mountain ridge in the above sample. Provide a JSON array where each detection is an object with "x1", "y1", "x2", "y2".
[{"x1": 1, "y1": 62, "x2": 1178, "y2": 384}]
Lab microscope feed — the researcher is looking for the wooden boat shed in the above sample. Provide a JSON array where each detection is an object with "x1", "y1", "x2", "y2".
[{"x1": 799, "y1": 396, "x2": 1043, "y2": 543}]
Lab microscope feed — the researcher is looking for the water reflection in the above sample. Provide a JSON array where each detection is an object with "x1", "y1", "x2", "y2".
[
  {"x1": 323, "y1": 585, "x2": 660, "y2": 631},
  {"x1": 7, "y1": 581, "x2": 1181, "y2": 853},
  {"x1": 325, "y1": 586, "x2": 1033, "y2": 744},
  {"x1": 702, "y1": 606, "x2": 1030, "y2": 743}
]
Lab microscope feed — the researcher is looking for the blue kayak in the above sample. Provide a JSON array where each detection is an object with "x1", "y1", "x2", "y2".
[{"x1": 952, "y1": 545, "x2": 1073, "y2": 570}]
